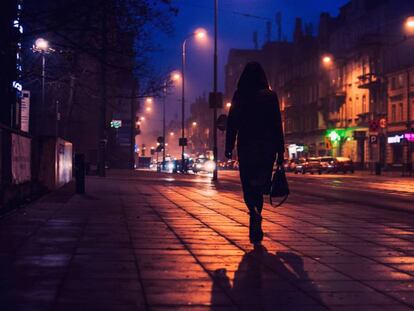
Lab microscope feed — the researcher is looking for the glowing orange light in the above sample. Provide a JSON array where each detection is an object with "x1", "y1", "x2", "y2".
[
  {"x1": 192, "y1": 122, "x2": 197, "y2": 126},
  {"x1": 194, "y1": 28, "x2": 207, "y2": 40},
  {"x1": 322, "y1": 55, "x2": 332, "y2": 65},
  {"x1": 406, "y1": 17, "x2": 414, "y2": 30},
  {"x1": 171, "y1": 72, "x2": 181, "y2": 81},
  {"x1": 226, "y1": 102, "x2": 231, "y2": 108},
  {"x1": 145, "y1": 97, "x2": 153, "y2": 104},
  {"x1": 146, "y1": 107, "x2": 152, "y2": 112}
]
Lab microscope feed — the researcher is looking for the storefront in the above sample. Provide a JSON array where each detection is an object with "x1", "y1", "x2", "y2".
[{"x1": 387, "y1": 132, "x2": 414, "y2": 167}]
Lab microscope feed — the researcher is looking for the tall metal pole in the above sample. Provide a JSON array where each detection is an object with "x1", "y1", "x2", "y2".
[
  {"x1": 162, "y1": 83, "x2": 167, "y2": 168},
  {"x1": 407, "y1": 69, "x2": 412, "y2": 177},
  {"x1": 212, "y1": 0, "x2": 219, "y2": 181},
  {"x1": 181, "y1": 40, "x2": 187, "y2": 173},
  {"x1": 41, "y1": 54, "x2": 45, "y2": 132},
  {"x1": 98, "y1": 3, "x2": 108, "y2": 177}
]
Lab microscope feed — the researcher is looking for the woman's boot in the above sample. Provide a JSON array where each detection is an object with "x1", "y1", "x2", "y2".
[{"x1": 249, "y1": 208, "x2": 263, "y2": 244}]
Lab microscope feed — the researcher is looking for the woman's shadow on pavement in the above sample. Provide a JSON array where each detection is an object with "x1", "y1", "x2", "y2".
[{"x1": 211, "y1": 244, "x2": 326, "y2": 310}]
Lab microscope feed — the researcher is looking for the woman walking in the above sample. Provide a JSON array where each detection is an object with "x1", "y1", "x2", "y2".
[{"x1": 225, "y1": 62, "x2": 285, "y2": 244}]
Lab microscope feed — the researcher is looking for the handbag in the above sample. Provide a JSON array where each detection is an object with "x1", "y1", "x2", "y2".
[{"x1": 269, "y1": 165, "x2": 290, "y2": 207}]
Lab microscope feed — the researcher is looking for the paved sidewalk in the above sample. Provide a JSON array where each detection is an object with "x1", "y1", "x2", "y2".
[{"x1": 1, "y1": 170, "x2": 414, "y2": 310}]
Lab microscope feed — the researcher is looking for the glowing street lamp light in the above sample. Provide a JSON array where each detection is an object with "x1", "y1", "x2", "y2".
[
  {"x1": 194, "y1": 28, "x2": 207, "y2": 40},
  {"x1": 170, "y1": 132, "x2": 175, "y2": 136},
  {"x1": 192, "y1": 121, "x2": 197, "y2": 127},
  {"x1": 171, "y1": 72, "x2": 182, "y2": 82},
  {"x1": 140, "y1": 116, "x2": 145, "y2": 121},
  {"x1": 145, "y1": 97, "x2": 153, "y2": 104},
  {"x1": 226, "y1": 102, "x2": 232, "y2": 108},
  {"x1": 322, "y1": 55, "x2": 333, "y2": 66},
  {"x1": 406, "y1": 16, "x2": 414, "y2": 30},
  {"x1": 146, "y1": 107, "x2": 152, "y2": 112}
]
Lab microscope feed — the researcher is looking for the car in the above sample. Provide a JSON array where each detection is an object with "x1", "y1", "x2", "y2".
[
  {"x1": 294, "y1": 157, "x2": 322, "y2": 174},
  {"x1": 223, "y1": 160, "x2": 238, "y2": 170},
  {"x1": 326, "y1": 157, "x2": 355, "y2": 174},
  {"x1": 319, "y1": 156, "x2": 335, "y2": 172},
  {"x1": 284, "y1": 158, "x2": 300, "y2": 172},
  {"x1": 192, "y1": 157, "x2": 216, "y2": 173}
]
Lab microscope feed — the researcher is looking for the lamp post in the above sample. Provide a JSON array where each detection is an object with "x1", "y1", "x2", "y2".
[
  {"x1": 32, "y1": 38, "x2": 54, "y2": 134},
  {"x1": 162, "y1": 72, "x2": 181, "y2": 170},
  {"x1": 181, "y1": 28, "x2": 207, "y2": 173},
  {"x1": 212, "y1": 0, "x2": 219, "y2": 181}
]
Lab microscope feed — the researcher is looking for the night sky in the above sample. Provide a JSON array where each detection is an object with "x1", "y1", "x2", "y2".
[{"x1": 142, "y1": 0, "x2": 349, "y2": 150}]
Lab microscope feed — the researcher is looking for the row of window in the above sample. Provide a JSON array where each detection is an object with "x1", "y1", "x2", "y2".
[{"x1": 390, "y1": 72, "x2": 414, "y2": 90}]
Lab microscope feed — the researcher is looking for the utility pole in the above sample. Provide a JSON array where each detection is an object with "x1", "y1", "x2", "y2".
[
  {"x1": 212, "y1": 0, "x2": 219, "y2": 181},
  {"x1": 98, "y1": 1, "x2": 108, "y2": 177},
  {"x1": 162, "y1": 83, "x2": 167, "y2": 168},
  {"x1": 407, "y1": 69, "x2": 412, "y2": 177},
  {"x1": 181, "y1": 40, "x2": 186, "y2": 173},
  {"x1": 130, "y1": 83, "x2": 137, "y2": 170}
]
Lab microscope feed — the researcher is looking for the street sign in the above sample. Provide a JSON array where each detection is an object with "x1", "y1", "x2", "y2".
[
  {"x1": 216, "y1": 114, "x2": 227, "y2": 131},
  {"x1": 369, "y1": 135, "x2": 378, "y2": 144},
  {"x1": 209, "y1": 92, "x2": 223, "y2": 108},
  {"x1": 179, "y1": 137, "x2": 187, "y2": 146}
]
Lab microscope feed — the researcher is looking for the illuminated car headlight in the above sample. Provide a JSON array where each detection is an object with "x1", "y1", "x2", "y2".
[
  {"x1": 167, "y1": 163, "x2": 175, "y2": 170},
  {"x1": 204, "y1": 160, "x2": 216, "y2": 172}
]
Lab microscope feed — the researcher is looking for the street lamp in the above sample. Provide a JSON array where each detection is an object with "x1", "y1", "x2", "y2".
[
  {"x1": 406, "y1": 16, "x2": 414, "y2": 30},
  {"x1": 32, "y1": 38, "x2": 54, "y2": 134},
  {"x1": 181, "y1": 28, "x2": 207, "y2": 172},
  {"x1": 322, "y1": 54, "x2": 333, "y2": 67},
  {"x1": 192, "y1": 121, "x2": 197, "y2": 127},
  {"x1": 146, "y1": 107, "x2": 152, "y2": 112},
  {"x1": 161, "y1": 71, "x2": 181, "y2": 170},
  {"x1": 226, "y1": 102, "x2": 232, "y2": 108}
]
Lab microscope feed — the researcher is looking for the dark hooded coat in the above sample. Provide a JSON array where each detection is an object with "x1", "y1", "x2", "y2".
[{"x1": 225, "y1": 62, "x2": 284, "y2": 198}]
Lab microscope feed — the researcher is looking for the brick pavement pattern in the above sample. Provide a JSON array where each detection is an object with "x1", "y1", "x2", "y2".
[{"x1": 1, "y1": 170, "x2": 414, "y2": 311}]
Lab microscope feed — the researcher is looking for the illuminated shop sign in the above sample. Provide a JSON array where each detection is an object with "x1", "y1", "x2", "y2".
[
  {"x1": 288, "y1": 144, "x2": 304, "y2": 152},
  {"x1": 405, "y1": 133, "x2": 414, "y2": 142},
  {"x1": 387, "y1": 133, "x2": 414, "y2": 144}
]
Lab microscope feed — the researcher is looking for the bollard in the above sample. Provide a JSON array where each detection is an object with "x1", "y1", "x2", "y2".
[
  {"x1": 75, "y1": 153, "x2": 85, "y2": 194},
  {"x1": 375, "y1": 162, "x2": 381, "y2": 176}
]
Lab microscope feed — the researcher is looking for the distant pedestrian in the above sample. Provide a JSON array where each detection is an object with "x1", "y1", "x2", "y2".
[{"x1": 225, "y1": 62, "x2": 285, "y2": 244}]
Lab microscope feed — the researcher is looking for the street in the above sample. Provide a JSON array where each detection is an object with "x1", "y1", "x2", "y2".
[{"x1": 1, "y1": 170, "x2": 414, "y2": 310}]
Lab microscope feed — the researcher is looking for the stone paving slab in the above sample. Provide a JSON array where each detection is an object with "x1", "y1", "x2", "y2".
[{"x1": 1, "y1": 170, "x2": 414, "y2": 310}]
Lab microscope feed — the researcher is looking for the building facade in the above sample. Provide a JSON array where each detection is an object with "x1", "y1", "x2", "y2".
[{"x1": 224, "y1": 0, "x2": 414, "y2": 171}]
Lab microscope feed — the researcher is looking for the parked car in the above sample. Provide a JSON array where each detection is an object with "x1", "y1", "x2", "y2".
[
  {"x1": 284, "y1": 158, "x2": 301, "y2": 172},
  {"x1": 326, "y1": 157, "x2": 355, "y2": 174},
  {"x1": 319, "y1": 156, "x2": 335, "y2": 172},
  {"x1": 223, "y1": 160, "x2": 239, "y2": 170},
  {"x1": 294, "y1": 157, "x2": 322, "y2": 174}
]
